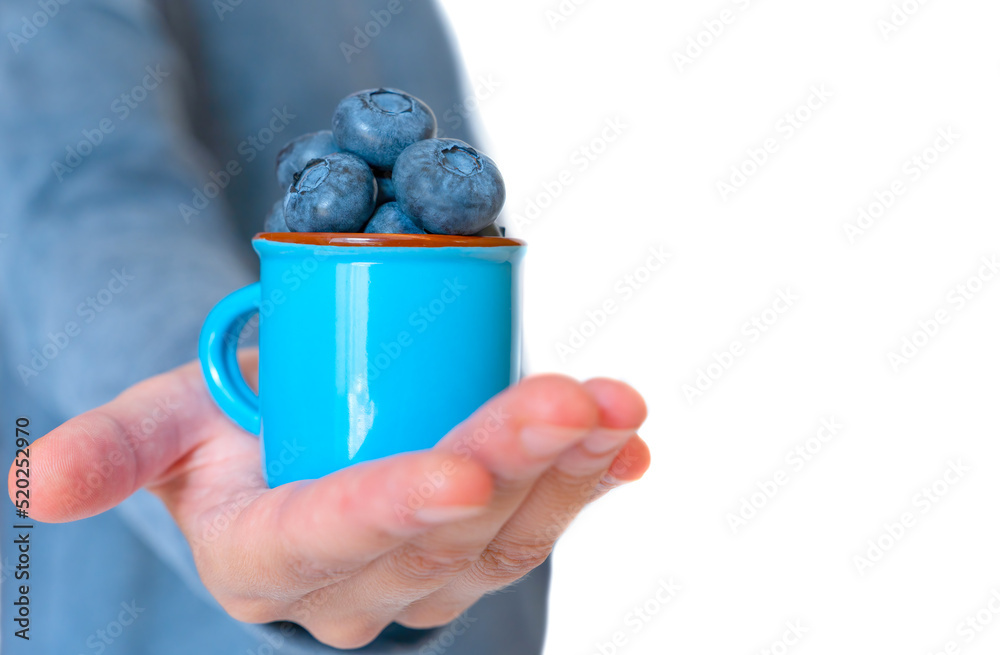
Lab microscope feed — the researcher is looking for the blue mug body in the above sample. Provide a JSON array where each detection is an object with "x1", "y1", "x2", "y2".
[{"x1": 199, "y1": 233, "x2": 524, "y2": 487}]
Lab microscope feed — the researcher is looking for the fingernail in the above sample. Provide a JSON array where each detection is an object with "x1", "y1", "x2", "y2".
[
  {"x1": 581, "y1": 428, "x2": 635, "y2": 455},
  {"x1": 413, "y1": 505, "x2": 485, "y2": 524},
  {"x1": 521, "y1": 425, "x2": 590, "y2": 459}
]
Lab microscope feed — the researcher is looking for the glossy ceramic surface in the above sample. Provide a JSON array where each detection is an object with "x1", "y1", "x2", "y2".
[{"x1": 199, "y1": 234, "x2": 524, "y2": 487}]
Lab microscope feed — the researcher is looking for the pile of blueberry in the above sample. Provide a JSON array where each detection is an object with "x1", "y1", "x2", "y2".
[{"x1": 265, "y1": 88, "x2": 506, "y2": 237}]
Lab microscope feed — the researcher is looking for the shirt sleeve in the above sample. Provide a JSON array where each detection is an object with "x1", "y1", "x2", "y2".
[
  {"x1": 0, "y1": 0, "x2": 256, "y2": 409},
  {"x1": 0, "y1": 2, "x2": 548, "y2": 653}
]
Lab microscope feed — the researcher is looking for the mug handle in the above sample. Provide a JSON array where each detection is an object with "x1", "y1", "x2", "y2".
[{"x1": 198, "y1": 283, "x2": 261, "y2": 435}]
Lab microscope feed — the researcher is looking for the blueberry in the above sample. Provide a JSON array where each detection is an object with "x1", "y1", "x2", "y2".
[
  {"x1": 263, "y1": 199, "x2": 287, "y2": 232},
  {"x1": 474, "y1": 223, "x2": 501, "y2": 237},
  {"x1": 332, "y1": 88, "x2": 437, "y2": 170},
  {"x1": 393, "y1": 138, "x2": 505, "y2": 235},
  {"x1": 283, "y1": 153, "x2": 377, "y2": 232},
  {"x1": 363, "y1": 202, "x2": 425, "y2": 234},
  {"x1": 275, "y1": 130, "x2": 339, "y2": 189},
  {"x1": 375, "y1": 173, "x2": 395, "y2": 205}
]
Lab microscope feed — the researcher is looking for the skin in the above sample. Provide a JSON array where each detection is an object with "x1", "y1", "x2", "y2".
[{"x1": 8, "y1": 351, "x2": 650, "y2": 649}]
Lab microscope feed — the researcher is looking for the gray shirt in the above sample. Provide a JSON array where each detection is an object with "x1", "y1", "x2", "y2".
[{"x1": 0, "y1": 1, "x2": 548, "y2": 652}]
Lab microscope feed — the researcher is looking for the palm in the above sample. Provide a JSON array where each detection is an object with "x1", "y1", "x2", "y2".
[{"x1": 11, "y1": 352, "x2": 650, "y2": 649}]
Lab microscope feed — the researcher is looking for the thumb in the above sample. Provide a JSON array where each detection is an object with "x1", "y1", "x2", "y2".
[{"x1": 7, "y1": 355, "x2": 252, "y2": 522}]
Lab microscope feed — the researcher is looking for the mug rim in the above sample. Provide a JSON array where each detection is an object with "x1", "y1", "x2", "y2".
[{"x1": 254, "y1": 232, "x2": 524, "y2": 248}]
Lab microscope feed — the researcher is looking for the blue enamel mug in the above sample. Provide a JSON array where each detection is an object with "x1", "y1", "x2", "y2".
[{"x1": 199, "y1": 232, "x2": 524, "y2": 487}]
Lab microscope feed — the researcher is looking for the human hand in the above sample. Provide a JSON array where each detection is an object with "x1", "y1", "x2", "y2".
[{"x1": 9, "y1": 351, "x2": 650, "y2": 648}]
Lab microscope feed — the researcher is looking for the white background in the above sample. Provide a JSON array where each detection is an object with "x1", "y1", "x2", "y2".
[{"x1": 440, "y1": 1, "x2": 1000, "y2": 653}]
